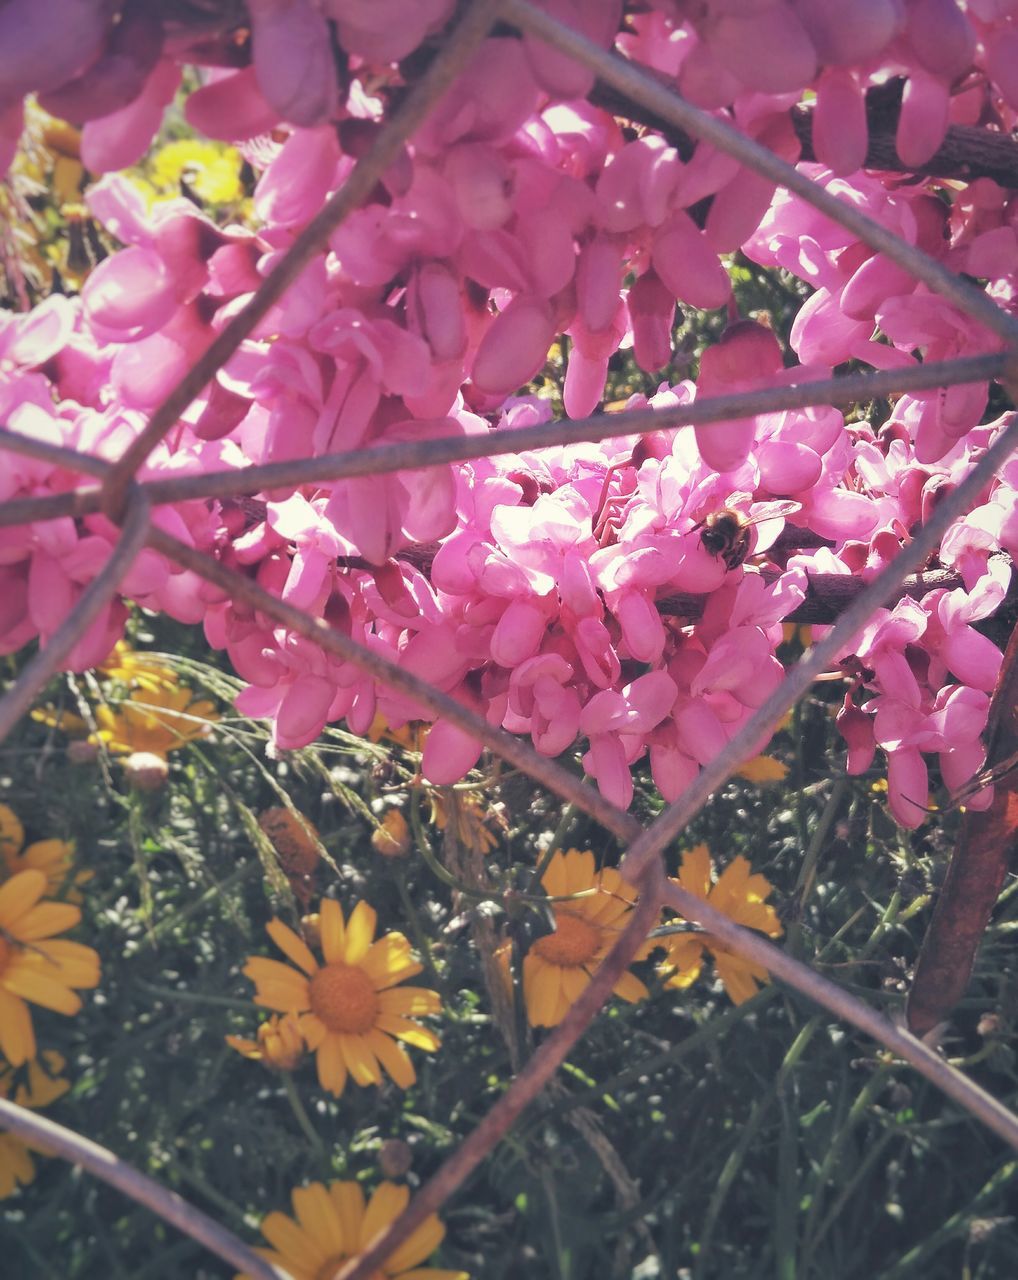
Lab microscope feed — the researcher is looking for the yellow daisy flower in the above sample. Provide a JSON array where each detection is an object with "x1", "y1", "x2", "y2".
[
  {"x1": 0, "y1": 870, "x2": 101, "y2": 1067},
  {"x1": 239, "y1": 1179, "x2": 467, "y2": 1280},
  {"x1": 92, "y1": 684, "x2": 218, "y2": 759},
  {"x1": 0, "y1": 804, "x2": 89, "y2": 899},
  {"x1": 0, "y1": 798, "x2": 88, "y2": 901},
  {"x1": 241, "y1": 900, "x2": 441, "y2": 1098},
  {"x1": 0, "y1": 1050, "x2": 70, "y2": 1198},
  {"x1": 226, "y1": 1013, "x2": 305, "y2": 1072},
  {"x1": 99, "y1": 643, "x2": 179, "y2": 691},
  {"x1": 33, "y1": 651, "x2": 218, "y2": 762},
  {"x1": 520, "y1": 849, "x2": 650, "y2": 1028},
  {"x1": 658, "y1": 844, "x2": 783, "y2": 1006}
]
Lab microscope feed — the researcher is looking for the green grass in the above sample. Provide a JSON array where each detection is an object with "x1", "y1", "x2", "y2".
[{"x1": 2, "y1": 640, "x2": 1018, "y2": 1279}]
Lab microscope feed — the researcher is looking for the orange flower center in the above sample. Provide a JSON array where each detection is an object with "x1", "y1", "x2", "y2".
[
  {"x1": 532, "y1": 910, "x2": 601, "y2": 968},
  {"x1": 309, "y1": 963, "x2": 379, "y2": 1034}
]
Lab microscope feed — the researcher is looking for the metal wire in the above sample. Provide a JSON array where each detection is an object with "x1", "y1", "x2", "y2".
[{"x1": 2, "y1": 2, "x2": 1018, "y2": 1276}]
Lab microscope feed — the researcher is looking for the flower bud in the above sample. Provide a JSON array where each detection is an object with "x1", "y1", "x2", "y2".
[
  {"x1": 378, "y1": 1139, "x2": 413, "y2": 1179},
  {"x1": 124, "y1": 751, "x2": 169, "y2": 791}
]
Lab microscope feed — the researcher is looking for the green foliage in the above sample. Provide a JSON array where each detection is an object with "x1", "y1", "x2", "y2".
[{"x1": 3, "y1": 624, "x2": 1018, "y2": 1280}]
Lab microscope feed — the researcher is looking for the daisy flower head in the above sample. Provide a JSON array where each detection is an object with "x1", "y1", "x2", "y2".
[
  {"x1": 658, "y1": 844, "x2": 783, "y2": 1006},
  {"x1": 239, "y1": 1179, "x2": 467, "y2": 1280},
  {"x1": 94, "y1": 682, "x2": 218, "y2": 760},
  {"x1": 0, "y1": 804, "x2": 88, "y2": 899},
  {"x1": 520, "y1": 849, "x2": 650, "y2": 1028},
  {"x1": 0, "y1": 1050, "x2": 70, "y2": 1198},
  {"x1": 242, "y1": 899, "x2": 441, "y2": 1098},
  {"x1": 0, "y1": 870, "x2": 101, "y2": 1066},
  {"x1": 226, "y1": 1012, "x2": 305, "y2": 1072}
]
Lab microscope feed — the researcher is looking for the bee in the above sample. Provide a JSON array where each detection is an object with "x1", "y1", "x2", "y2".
[{"x1": 694, "y1": 496, "x2": 801, "y2": 570}]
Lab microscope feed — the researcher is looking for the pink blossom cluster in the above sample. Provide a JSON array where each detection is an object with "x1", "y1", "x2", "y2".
[{"x1": 2, "y1": 2, "x2": 1018, "y2": 826}]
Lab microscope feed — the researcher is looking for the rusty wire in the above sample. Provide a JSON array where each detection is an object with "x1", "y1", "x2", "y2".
[
  {"x1": 0, "y1": 1099, "x2": 283, "y2": 1280},
  {"x1": 3, "y1": 0, "x2": 1018, "y2": 1275},
  {"x1": 0, "y1": 351, "x2": 1008, "y2": 530}
]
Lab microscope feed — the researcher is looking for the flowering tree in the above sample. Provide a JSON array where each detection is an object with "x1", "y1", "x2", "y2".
[{"x1": 3, "y1": 1, "x2": 1018, "y2": 1276}]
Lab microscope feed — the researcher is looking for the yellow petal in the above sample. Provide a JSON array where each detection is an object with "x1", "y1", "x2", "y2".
[
  {"x1": 367, "y1": 1028, "x2": 416, "y2": 1090},
  {"x1": 559, "y1": 965, "x2": 589, "y2": 1009},
  {"x1": 676, "y1": 845, "x2": 712, "y2": 900},
  {"x1": 14, "y1": 902, "x2": 80, "y2": 942},
  {"x1": 0, "y1": 1135, "x2": 35, "y2": 1196},
  {"x1": 713, "y1": 950, "x2": 770, "y2": 1005},
  {"x1": 32, "y1": 940, "x2": 100, "y2": 987},
  {"x1": 243, "y1": 958, "x2": 311, "y2": 1010},
  {"x1": 319, "y1": 898, "x2": 346, "y2": 965},
  {"x1": 292, "y1": 1183, "x2": 345, "y2": 1257},
  {"x1": 259, "y1": 1212, "x2": 324, "y2": 1273},
  {"x1": 315, "y1": 1034, "x2": 348, "y2": 1097},
  {"x1": 329, "y1": 1182, "x2": 365, "y2": 1249},
  {"x1": 339, "y1": 1033, "x2": 381, "y2": 1087},
  {"x1": 0, "y1": 870, "x2": 47, "y2": 930},
  {"x1": 267, "y1": 919, "x2": 319, "y2": 977},
  {"x1": 360, "y1": 1182, "x2": 409, "y2": 1252},
  {"x1": 0, "y1": 990, "x2": 35, "y2": 1066},
  {"x1": 563, "y1": 849, "x2": 595, "y2": 895},
  {"x1": 3, "y1": 963, "x2": 82, "y2": 1015},
  {"x1": 374, "y1": 1015, "x2": 440, "y2": 1052},
  {"x1": 612, "y1": 970, "x2": 649, "y2": 1004},
  {"x1": 343, "y1": 901, "x2": 377, "y2": 965},
  {"x1": 523, "y1": 955, "x2": 562, "y2": 1028},
  {"x1": 377, "y1": 987, "x2": 441, "y2": 1018},
  {"x1": 385, "y1": 1214, "x2": 445, "y2": 1273},
  {"x1": 736, "y1": 754, "x2": 788, "y2": 783},
  {"x1": 21, "y1": 838, "x2": 75, "y2": 875},
  {"x1": 540, "y1": 851, "x2": 568, "y2": 897},
  {"x1": 360, "y1": 934, "x2": 420, "y2": 989}
]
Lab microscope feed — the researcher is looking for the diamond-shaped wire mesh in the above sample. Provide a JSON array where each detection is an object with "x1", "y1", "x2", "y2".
[{"x1": 3, "y1": 2, "x2": 1018, "y2": 1276}]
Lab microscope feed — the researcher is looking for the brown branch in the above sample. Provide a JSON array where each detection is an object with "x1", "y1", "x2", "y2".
[
  {"x1": 660, "y1": 556, "x2": 1016, "y2": 624},
  {"x1": 505, "y1": 0, "x2": 1018, "y2": 346},
  {"x1": 0, "y1": 352, "x2": 1007, "y2": 531},
  {"x1": 98, "y1": 0, "x2": 506, "y2": 520},
  {"x1": 590, "y1": 78, "x2": 1018, "y2": 190},
  {"x1": 0, "y1": 1099, "x2": 282, "y2": 1280},
  {"x1": 792, "y1": 99, "x2": 1018, "y2": 191},
  {"x1": 907, "y1": 617, "x2": 1018, "y2": 1036}
]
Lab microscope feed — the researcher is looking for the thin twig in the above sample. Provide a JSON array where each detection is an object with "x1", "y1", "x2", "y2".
[
  {"x1": 503, "y1": 0, "x2": 1018, "y2": 348},
  {"x1": 0, "y1": 351, "x2": 1007, "y2": 530},
  {"x1": 0, "y1": 493, "x2": 151, "y2": 742},
  {"x1": 620, "y1": 411, "x2": 1018, "y2": 884},
  {"x1": 0, "y1": 1098, "x2": 282, "y2": 1280},
  {"x1": 333, "y1": 865, "x2": 665, "y2": 1280},
  {"x1": 98, "y1": 0, "x2": 505, "y2": 520}
]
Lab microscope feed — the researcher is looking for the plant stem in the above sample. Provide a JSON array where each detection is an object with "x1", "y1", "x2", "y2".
[{"x1": 283, "y1": 1072, "x2": 330, "y2": 1170}]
